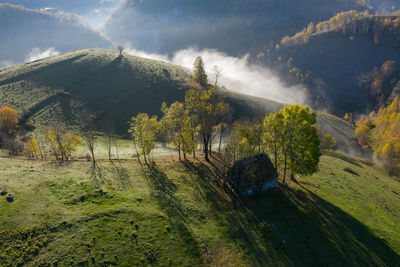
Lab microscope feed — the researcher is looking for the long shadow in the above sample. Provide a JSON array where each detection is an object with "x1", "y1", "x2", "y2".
[
  {"x1": 143, "y1": 162, "x2": 201, "y2": 258},
  {"x1": 181, "y1": 160, "x2": 400, "y2": 266}
]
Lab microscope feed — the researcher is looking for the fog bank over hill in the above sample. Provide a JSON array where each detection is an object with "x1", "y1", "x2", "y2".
[{"x1": 125, "y1": 47, "x2": 306, "y2": 105}]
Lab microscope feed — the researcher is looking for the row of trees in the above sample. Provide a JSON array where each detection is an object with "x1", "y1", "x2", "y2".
[
  {"x1": 129, "y1": 57, "x2": 231, "y2": 163},
  {"x1": 355, "y1": 96, "x2": 400, "y2": 175},
  {"x1": 128, "y1": 57, "x2": 321, "y2": 182},
  {"x1": 281, "y1": 10, "x2": 400, "y2": 48}
]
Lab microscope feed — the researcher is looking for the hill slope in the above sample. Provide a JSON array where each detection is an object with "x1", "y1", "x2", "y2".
[
  {"x1": 273, "y1": 13, "x2": 400, "y2": 114},
  {"x1": 0, "y1": 49, "x2": 281, "y2": 131},
  {"x1": 0, "y1": 149, "x2": 399, "y2": 265},
  {"x1": 0, "y1": 48, "x2": 360, "y2": 154}
]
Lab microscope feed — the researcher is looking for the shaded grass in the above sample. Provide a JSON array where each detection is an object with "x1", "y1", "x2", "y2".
[{"x1": 0, "y1": 151, "x2": 399, "y2": 266}]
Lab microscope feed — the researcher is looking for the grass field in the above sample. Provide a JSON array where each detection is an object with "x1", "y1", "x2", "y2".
[{"x1": 0, "y1": 145, "x2": 399, "y2": 266}]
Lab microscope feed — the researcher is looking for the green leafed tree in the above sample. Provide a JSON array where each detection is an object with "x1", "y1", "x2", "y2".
[
  {"x1": 185, "y1": 87, "x2": 230, "y2": 162},
  {"x1": 263, "y1": 112, "x2": 284, "y2": 170},
  {"x1": 161, "y1": 101, "x2": 197, "y2": 160},
  {"x1": 280, "y1": 105, "x2": 320, "y2": 182},
  {"x1": 129, "y1": 113, "x2": 160, "y2": 163}
]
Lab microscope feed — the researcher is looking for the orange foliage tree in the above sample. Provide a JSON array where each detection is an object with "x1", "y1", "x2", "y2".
[{"x1": 0, "y1": 106, "x2": 18, "y2": 134}]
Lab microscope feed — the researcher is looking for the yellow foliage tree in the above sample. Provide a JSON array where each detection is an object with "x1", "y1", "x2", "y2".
[
  {"x1": 47, "y1": 127, "x2": 81, "y2": 161},
  {"x1": 0, "y1": 106, "x2": 18, "y2": 134},
  {"x1": 27, "y1": 136, "x2": 39, "y2": 158}
]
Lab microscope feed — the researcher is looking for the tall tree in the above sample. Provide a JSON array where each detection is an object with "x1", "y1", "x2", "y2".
[
  {"x1": 280, "y1": 105, "x2": 320, "y2": 182},
  {"x1": 185, "y1": 88, "x2": 230, "y2": 162},
  {"x1": 193, "y1": 56, "x2": 208, "y2": 87},
  {"x1": 263, "y1": 112, "x2": 284, "y2": 170},
  {"x1": 161, "y1": 101, "x2": 197, "y2": 160}
]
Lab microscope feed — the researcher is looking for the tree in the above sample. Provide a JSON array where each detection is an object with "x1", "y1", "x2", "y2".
[
  {"x1": 47, "y1": 126, "x2": 81, "y2": 161},
  {"x1": 129, "y1": 113, "x2": 160, "y2": 163},
  {"x1": 212, "y1": 65, "x2": 223, "y2": 88},
  {"x1": 185, "y1": 88, "x2": 230, "y2": 162},
  {"x1": 0, "y1": 106, "x2": 18, "y2": 134},
  {"x1": 81, "y1": 113, "x2": 98, "y2": 175},
  {"x1": 320, "y1": 134, "x2": 337, "y2": 151},
  {"x1": 193, "y1": 56, "x2": 208, "y2": 87},
  {"x1": 117, "y1": 45, "x2": 124, "y2": 56},
  {"x1": 264, "y1": 112, "x2": 284, "y2": 169},
  {"x1": 355, "y1": 115, "x2": 373, "y2": 149},
  {"x1": 279, "y1": 105, "x2": 320, "y2": 183},
  {"x1": 27, "y1": 136, "x2": 39, "y2": 158},
  {"x1": 161, "y1": 101, "x2": 197, "y2": 160}
]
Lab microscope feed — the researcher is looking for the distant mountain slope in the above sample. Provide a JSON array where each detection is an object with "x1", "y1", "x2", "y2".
[
  {"x1": 0, "y1": 4, "x2": 112, "y2": 66},
  {"x1": 273, "y1": 12, "x2": 400, "y2": 115},
  {"x1": 104, "y1": 0, "x2": 367, "y2": 55}
]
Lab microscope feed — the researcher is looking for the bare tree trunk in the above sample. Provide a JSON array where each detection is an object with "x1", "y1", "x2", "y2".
[
  {"x1": 218, "y1": 132, "x2": 223, "y2": 154},
  {"x1": 283, "y1": 154, "x2": 287, "y2": 184}
]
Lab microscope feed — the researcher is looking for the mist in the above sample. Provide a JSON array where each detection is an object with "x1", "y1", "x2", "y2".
[
  {"x1": 125, "y1": 47, "x2": 306, "y2": 105},
  {"x1": 25, "y1": 47, "x2": 60, "y2": 63}
]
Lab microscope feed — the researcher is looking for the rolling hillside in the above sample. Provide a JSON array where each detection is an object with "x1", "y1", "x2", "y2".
[
  {"x1": 0, "y1": 48, "x2": 360, "y2": 154},
  {"x1": 0, "y1": 48, "x2": 284, "y2": 131},
  {"x1": 0, "y1": 147, "x2": 399, "y2": 265}
]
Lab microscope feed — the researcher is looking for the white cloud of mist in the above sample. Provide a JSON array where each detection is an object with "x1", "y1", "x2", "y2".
[
  {"x1": 0, "y1": 60, "x2": 16, "y2": 69},
  {"x1": 125, "y1": 47, "x2": 306, "y2": 105},
  {"x1": 25, "y1": 47, "x2": 60, "y2": 63}
]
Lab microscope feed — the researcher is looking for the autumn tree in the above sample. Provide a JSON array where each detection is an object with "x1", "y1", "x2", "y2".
[
  {"x1": 27, "y1": 136, "x2": 39, "y2": 158},
  {"x1": 161, "y1": 101, "x2": 197, "y2": 160},
  {"x1": 355, "y1": 114, "x2": 374, "y2": 149},
  {"x1": 0, "y1": 106, "x2": 18, "y2": 134},
  {"x1": 193, "y1": 56, "x2": 208, "y2": 87},
  {"x1": 129, "y1": 113, "x2": 160, "y2": 164},
  {"x1": 185, "y1": 87, "x2": 230, "y2": 162},
  {"x1": 320, "y1": 134, "x2": 337, "y2": 151},
  {"x1": 47, "y1": 126, "x2": 81, "y2": 161}
]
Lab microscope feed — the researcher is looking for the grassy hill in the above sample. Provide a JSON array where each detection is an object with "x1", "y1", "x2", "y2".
[
  {"x1": 0, "y1": 147, "x2": 399, "y2": 266},
  {"x1": 0, "y1": 48, "x2": 285, "y2": 131},
  {"x1": 0, "y1": 49, "x2": 359, "y2": 154}
]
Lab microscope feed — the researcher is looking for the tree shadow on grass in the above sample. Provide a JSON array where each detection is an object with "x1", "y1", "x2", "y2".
[
  {"x1": 181, "y1": 160, "x2": 400, "y2": 266},
  {"x1": 143, "y1": 162, "x2": 201, "y2": 258}
]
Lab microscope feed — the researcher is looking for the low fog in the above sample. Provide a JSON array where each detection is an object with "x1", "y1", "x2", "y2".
[
  {"x1": 125, "y1": 47, "x2": 307, "y2": 105},
  {"x1": 25, "y1": 47, "x2": 60, "y2": 63}
]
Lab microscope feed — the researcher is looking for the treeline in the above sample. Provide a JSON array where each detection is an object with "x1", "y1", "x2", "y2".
[
  {"x1": 129, "y1": 57, "x2": 321, "y2": 183},
  {"x1": 355, "y1": 96, "x2": 400, "y2": 175},
  {"x1": 280, "y1": 10, "x2": 400, "y2": 47}
]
